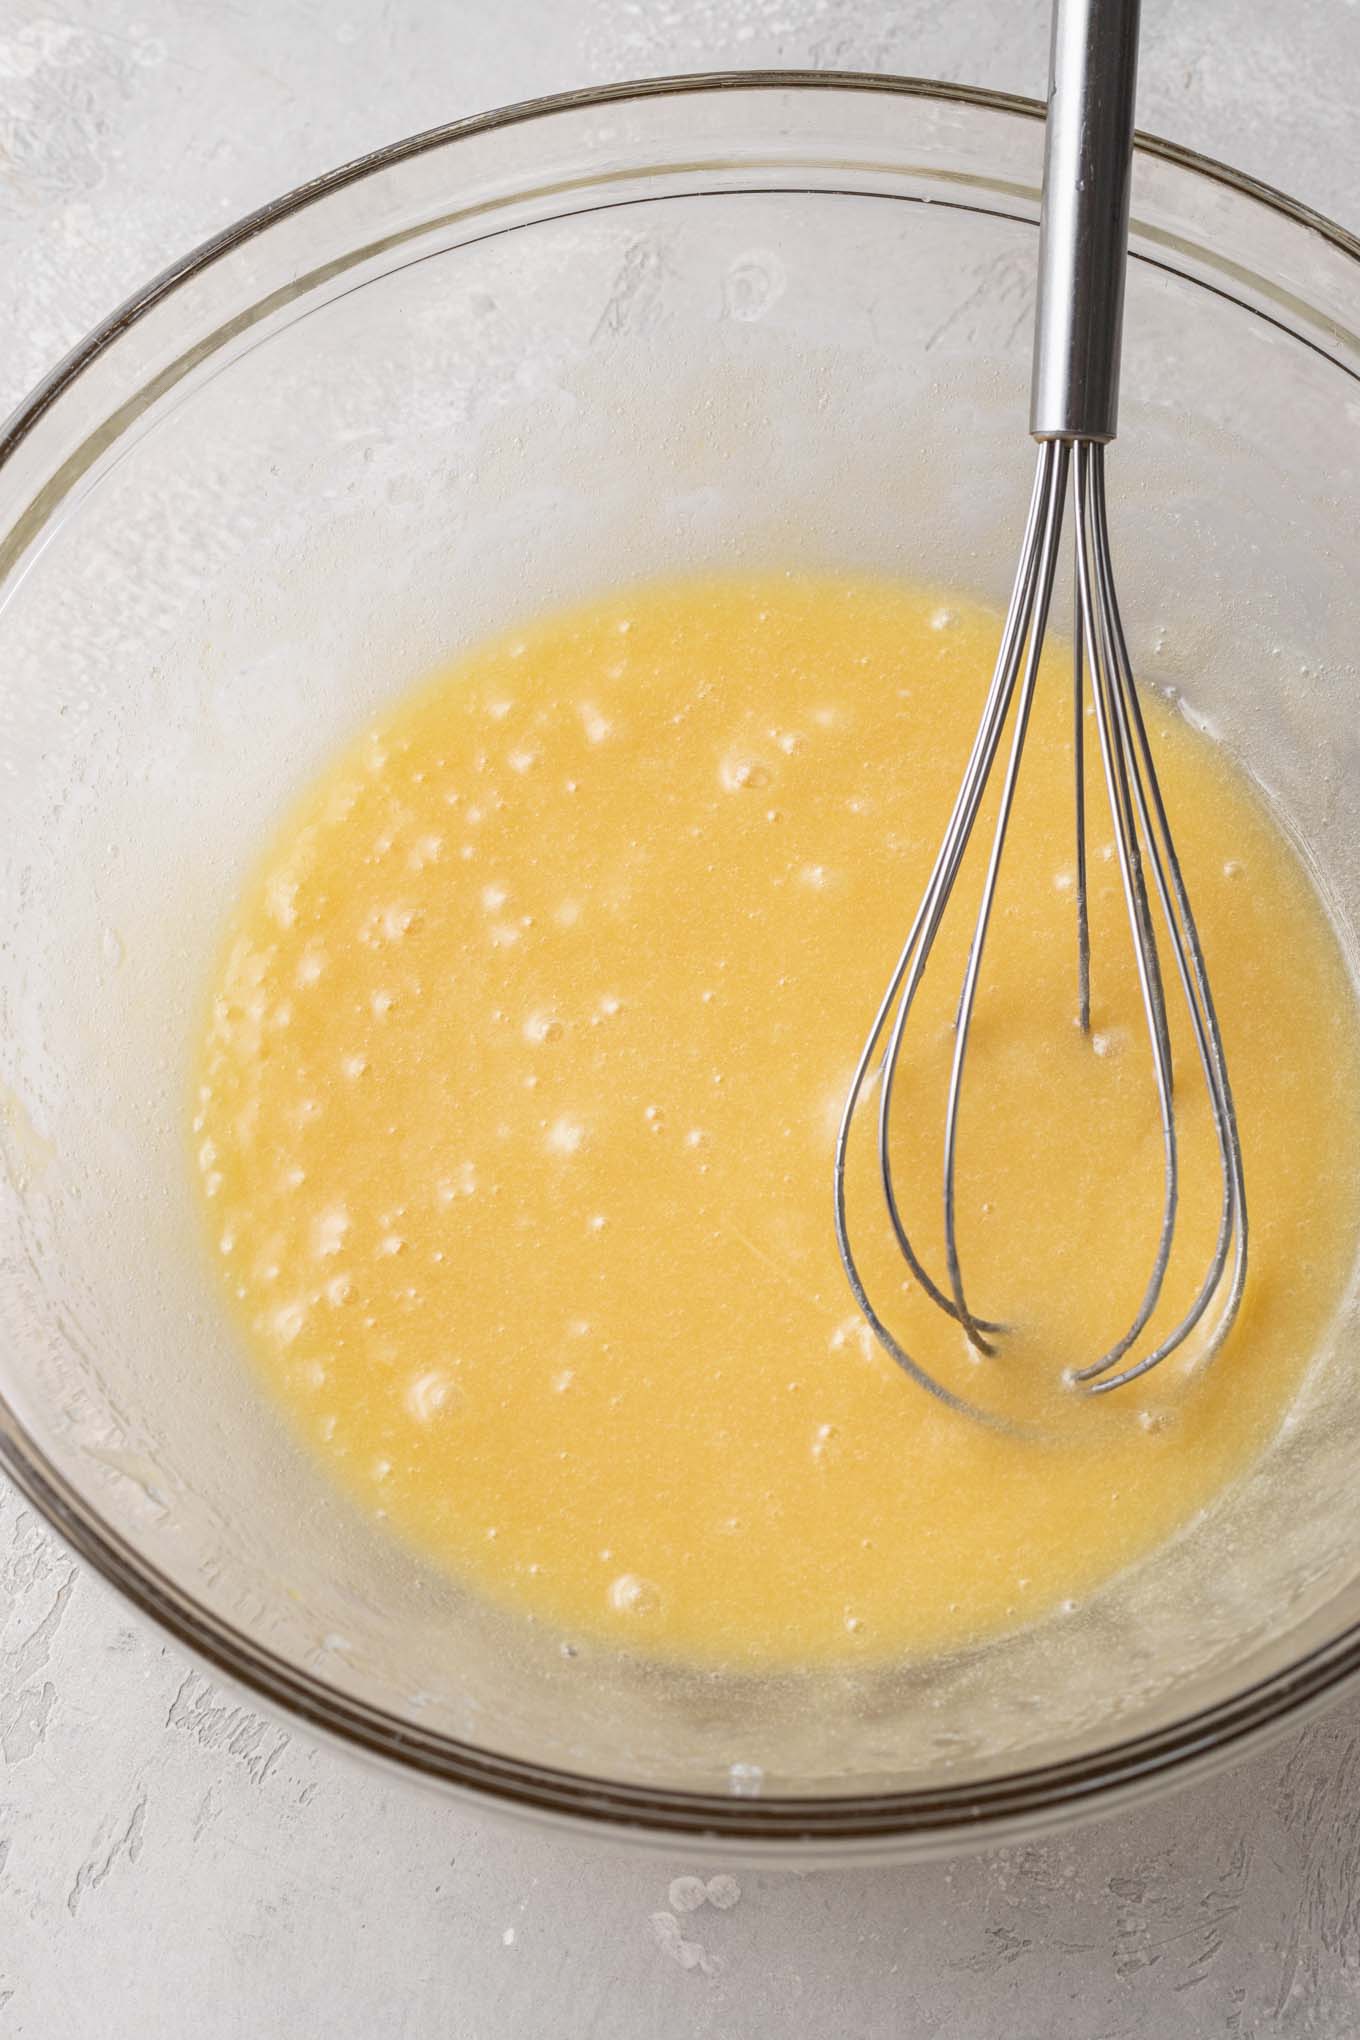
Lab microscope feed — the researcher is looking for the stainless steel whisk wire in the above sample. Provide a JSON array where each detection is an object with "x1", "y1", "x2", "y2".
[{"x1": 834, "y1": 0, "x2": 1247, "y2": 1416}]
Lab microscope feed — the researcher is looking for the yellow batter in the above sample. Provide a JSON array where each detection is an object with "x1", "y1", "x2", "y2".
[{"x1": 193, "y1": 577, "x2": 1360, "y2": 1668}]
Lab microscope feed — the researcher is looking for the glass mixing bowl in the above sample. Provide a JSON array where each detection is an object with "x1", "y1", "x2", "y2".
[{"x1": 3, "y1": 74, "x2": 1360, "y2": 1861}]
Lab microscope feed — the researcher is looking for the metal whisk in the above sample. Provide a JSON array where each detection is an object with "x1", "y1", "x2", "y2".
[{"x1": 834, "y1": 0, "x2": 1247, "y2": 1414}]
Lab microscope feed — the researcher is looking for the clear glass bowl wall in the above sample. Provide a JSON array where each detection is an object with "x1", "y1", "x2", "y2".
[{"x1": 2, "y1": 77, "x2": 1360, "y2": 1857}]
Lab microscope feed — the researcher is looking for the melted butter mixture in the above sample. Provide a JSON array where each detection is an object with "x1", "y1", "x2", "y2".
[{"x1": 194, "y1": 578, "x2": 1360, "y2": 1668}]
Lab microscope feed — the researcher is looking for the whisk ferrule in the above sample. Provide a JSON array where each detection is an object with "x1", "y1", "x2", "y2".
[{"x1": 1030, "y1": 0, "x2": 1142, "y2": 445}]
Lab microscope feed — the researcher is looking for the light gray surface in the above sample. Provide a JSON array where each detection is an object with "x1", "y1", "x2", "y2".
[{"x1": 4, "y1": 0, "x2": 1360, "y2": 2033}]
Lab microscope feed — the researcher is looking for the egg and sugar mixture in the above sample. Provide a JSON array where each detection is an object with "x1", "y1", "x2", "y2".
[{"x1": 193, "y1": 577, "x2": 1360, "y2": 1667}]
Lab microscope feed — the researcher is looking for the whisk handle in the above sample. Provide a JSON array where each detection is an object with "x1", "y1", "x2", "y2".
[{"x1": 1030, "y1": 0, "x2": 1142, "y2": 444}]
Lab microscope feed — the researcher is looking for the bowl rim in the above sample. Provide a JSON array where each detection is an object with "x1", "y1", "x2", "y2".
[{"x1": 4, "y1": 67, "x2": 1360, "y2": 1851}]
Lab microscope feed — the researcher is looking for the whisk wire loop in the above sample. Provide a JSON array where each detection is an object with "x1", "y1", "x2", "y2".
[
  {"x1": 834, "y1": 441, "x2": 1247, "y2": 1411},
  {"x1": 938, "y1": 444, "x2": 1071, "y2": 1351},
  {"x1": 1073, "y1": 447, "x2": 1248, "y2": 1390}
]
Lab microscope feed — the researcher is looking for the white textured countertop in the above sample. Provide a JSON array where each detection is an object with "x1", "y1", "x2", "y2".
[{"x1": 4, "y1": 1, "x2": 1360, "y2": 2033}]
